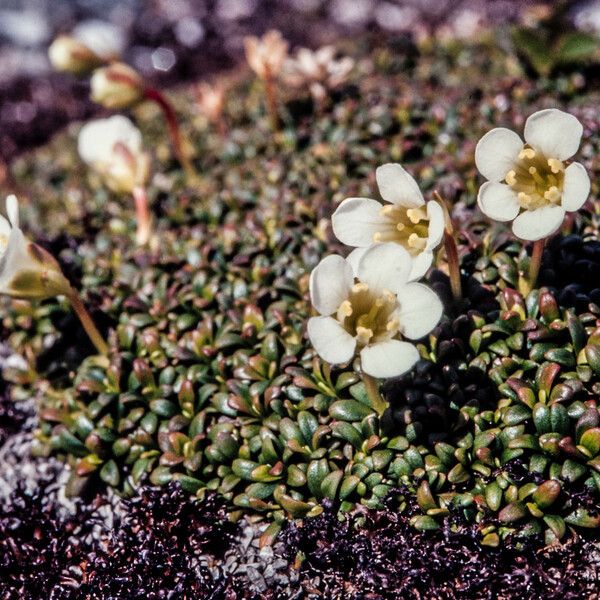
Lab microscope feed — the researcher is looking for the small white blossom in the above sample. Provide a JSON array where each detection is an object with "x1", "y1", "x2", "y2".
[
  {"x1": 71, "y1": 20, "x2": 125, "y2": 61},
  {"x1": 308, "y1": 243, "x2": 443, "y2": 379},
  {"x1": 78, "y1": 116, "x2": 151, "y2": 195},
  {"x1": 475, "y1": 108, "x2": 590, "y2": 241},
  {"x1": 0, "y1": 196, "x2": 70, "y2": 300},
  {"x1": 332, "y1": 163, "x2": 445, "y2": 282},
  {"x1": 284, "y1": 46, "x2": 354, "y2": 104},
  {"x1": 243, "y1": 30, "x2": 289, "y2": 80},
  {"x1": 48, "y1": 35, "x2": 103, "y2": 74}
]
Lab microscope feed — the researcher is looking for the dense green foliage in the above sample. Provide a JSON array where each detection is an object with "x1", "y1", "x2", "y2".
[{"x1": 3, "y1": 35, "x2": 599, "y2": 547}]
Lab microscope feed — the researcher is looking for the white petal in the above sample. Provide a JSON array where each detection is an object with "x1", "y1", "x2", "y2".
[
  {"x1": 375, "y1": 163, "x2": 424, "y2": 207},
  {"x1": 475, "y1": 128, "x2": 523, "y2": 182},
  {"x1": 308, "y1": 316, "x2": 356, "y2": 365},
  {"x1": 512, "y1": 206, "x2": 566, "y2": 241},
  {"x1": 346, "y1": 246, "x2": 368, "y2": 276},
  {"x1": 331, "y1": 198, "x2": 387, "y2": 247},
  {"x1": 357, "y1": 242, "x2": 412, "y2": 294},
  {"x1": 524, "y1": 108, "x2": 583, "y2": 161},
  {"x1": 395, "y1": 282, "x2": 443, "y2": 339},
  {"x1": 309, "y1": 254, "x2": 353, "y2": 315},
  {"x1": 425, "y1": 200, "x2": 444, "y2": 250},
  {"x1": 561, "y1": 162, "x2": 590, "y2": 212},
  {"x1": 477, "y1": 182, "x2": 520, "y2": 222},
  {"x1": 360, "y1": 340, "x2": 420, "y2": 378},
  {"x1": 408, "y1": 251, "x2": 434, "y2": 282},
  {"x1": 78, "y1": 115, "x2": 142, "y2": 166},
  {"x1": 0, "y1": 215, "x2": 10, "y2": 238},
  {"x1": 72, "y1": 20, "x2": 125, "y2": 60},
  {"x1": 5, "y1": 195, "x2": 19, "y2": 228}
]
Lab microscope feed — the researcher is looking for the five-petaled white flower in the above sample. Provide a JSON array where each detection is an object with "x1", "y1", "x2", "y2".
[
  {"x1": 78, "y1": 115, "x2": 151, "y2": 195},
  {"x1": 0, "y1": 196, "x2": 71, "y2": 300},
  {"x1": 284, "y1": 46, "x2": 354, "y2": 105},
  {"x1": 331, "y1": 163, "x2": 445, "y2": 282},
  {"x1": 475, "y1": 108, "x2": 590, "y2": 241},
  {"x1": 308, "y1": 243, "x2": 443, "y2": 378},
  {"x1": 243, "y1": 30, "x2": 289, "y2": 81}
]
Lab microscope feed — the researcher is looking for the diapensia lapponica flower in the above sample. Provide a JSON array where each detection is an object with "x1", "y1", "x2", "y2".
[
  {"x1": 0, "y1": 195, "x2": 71, "y2": 300},
  {"x1": 331, "y1": 163, "x2": 445, "y2": 282},
  {"x1": 90, "y1": 62, "x2": 144, "y2": 110},
  {"x1": 308, "y1": 243, "x2": 443, "y2": 378},
  {"x1": 78, "y1": 115, "x2": 150, "y2": 195},
  {"x1": 475, "y1": 108, "x2": 590, "y2": 241}
]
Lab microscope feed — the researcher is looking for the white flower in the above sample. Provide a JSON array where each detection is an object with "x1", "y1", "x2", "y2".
[
  {"x1": 475, "y1": 108, "x2": 590, "y2": 241},
  {"x1": 90, "y1": 62, "x2": 144, "y2": 110},
  {"x1": 243, "y1": 30, "x2": 289, "y2": 80},
  {"x1": 307, "y1": 243, "x2": 443, "y2": 378},
  {"x1": 284, "y1": 46, "x2": 354, "y2": 104},
  {"x1": 0, "y1": 196, "x2": 70, "y2": 300},
  {"x1": 48, "y1": 35, "x2": 103, "y2": 74},
  {"x1": 78, "y1": 116, "x2": 151, "y2": 195},
  {"x1": 331, "y1": 163, "x2": 445, "y2": 282}
]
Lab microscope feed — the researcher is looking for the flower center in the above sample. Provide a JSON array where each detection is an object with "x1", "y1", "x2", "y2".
[
  {"x1": 504, "y1": 147, "x2": 565, "y2": 211},
  {"x1": 373, "y1": 205, "x2": 430, "y2": 256},
  {"x1": 336, "y1": 283, "x2": 400, "y2": 347}
]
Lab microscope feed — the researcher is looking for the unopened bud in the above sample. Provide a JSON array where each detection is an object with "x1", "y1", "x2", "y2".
[
  {"x1": 48, "y1": 35, "x2": 103, "y2": 75},
  {"x1": 90, "y1": 63, "x2": 144, "y2": 109}
]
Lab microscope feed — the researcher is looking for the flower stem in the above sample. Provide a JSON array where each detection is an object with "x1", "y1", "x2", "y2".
[
  {"x1": 435, "y1": 191, "x2": 462, "y2": 302},
  {"x1": 362, "y1": 373, "x2": 387, "y2": 416},
  {"x1": 519, "y1": 238, "x2": 545, "y2": 296},
  {"x1": 66, "y1": 289, "x2": 109, "y2": 356},
  {"x1": 132, "y1": 185, "x2": 152, "y2": 246},
  {"x1": 263, "y1": 74, "x2": 280, "y2": 132},
  {"x1": 143, "y1": 87, "x2": 198, "y2": 181}
]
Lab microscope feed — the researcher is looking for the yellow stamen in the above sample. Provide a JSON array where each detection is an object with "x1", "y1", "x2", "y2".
[
  {"x1": 519, "y1": 148, "x2": 536, "y2": 160},
  {"x1": 356, "y1": 326, "x2": 373, "y2": 345},
  {"x1": 380, "y1": 205, "x2": 395, "y2": 216},
  {"x1": 337, "y1": 300, "x2": 353, "y2": 320},
  {"x1": 352, "y1": 282, "x2": 368, "y2": 293},
  {"x1": 406, "y1": 207, "x2": 427, "y2": 224},
  {"x1": 547, "y1": 158, "x2": 563, "y2": 174},
  {"x1": 543, "y1": 186, "x2": 561, "y2": 203},
  {"x1": 505, "y1": 170, "x2": 517, "y2": 186},
  {"x1": 407, "y1": 233, "x2": 427, "y2": 250}
]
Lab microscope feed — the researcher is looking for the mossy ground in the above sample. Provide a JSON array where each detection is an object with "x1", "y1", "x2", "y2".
[{"x1": 1, "y1": 31, "x2": 600, "y2": 570}]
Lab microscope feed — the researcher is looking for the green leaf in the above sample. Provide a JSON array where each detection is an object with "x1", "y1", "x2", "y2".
[{"x1": 556, "y1": 32, "x2": 599, "y2": 64}]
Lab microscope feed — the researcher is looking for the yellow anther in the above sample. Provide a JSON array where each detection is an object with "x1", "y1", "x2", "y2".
[
  {"x1": 517, "y1": 191, "x2": 531, "y2": 205},
  {"x1": 356, "y1": 326, "x2": 373, "y2": 345},
  {"x1": 381, "y1": 289, "x2": 395, "y2": 302},
  {"x1": 543, "y1": 186, "x2": 561, "y2": 203},
  {"x1": 407, "y1": 233, "x2": 427, "y2": 250},
  {"x1": 386, "y1": 318, "x2": 399, "y2": 332},
  {"x1": 406, "y1": 207, "x2": 427, "y2": 224},
  {"x1": 396, "y1": 223, "x2": 405, "y2": 232},
  {"x1": 528, "y1": 166, "x2": 537, "y2": 174},
  {"x1": 373, "y1": 232, "x2": 382, "y2": 243},
  {"x1": 505, "y1": 170, "x2": 517, "y2": 186},
  {"x1": 352, "y1": 282, "x2": 369, "y2": 293},
  {"x1": 380, "y1": 205, "x2": 395, "y2": 216},
  {"x1": 337, "y1": 300, "x2": 353, "y2": 319},
  {"x1": 547, "y1": 158, "x2": 563, "y2": 174},
  {"x1": 519, "y1": 148, "x2": 536, "y2": 160},
  {"x1": 0, "y1": 235, "x2": 8, "y2": 250}
]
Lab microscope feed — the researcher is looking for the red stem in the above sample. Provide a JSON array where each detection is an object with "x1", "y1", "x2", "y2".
[
  {"x1": 143, "y1": 87, "x2": 196, "y2": 178},
  {"x1": 132, "y1": 186, "x2": 151, "y2": 246}
]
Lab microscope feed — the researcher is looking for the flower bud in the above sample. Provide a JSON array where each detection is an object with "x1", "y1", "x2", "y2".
[
  {"x1": 0, "y1": 196, "x2": 71, "y2": 301},
  {"x1": 48, "y1": 35, "x2": 103, "y2": 75},
  {"x1": 78, "y1": 116, "x2": 151, "y2": 195},
  {"x1": 90, "y1": 63, "x2": 144, "y2": 109}
]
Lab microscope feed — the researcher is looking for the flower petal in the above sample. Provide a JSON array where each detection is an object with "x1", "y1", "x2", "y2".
[
  {"x1": 425, "y1": 200, "x2": 444, "y2": 250},
  {"x1": 395, "y1": 282, "x2": 443, "y2": 339},
  {"x1": 6, "y1": 195, "x2": 19, "y2": 229},
  {"x1": 308, "y1": 316, "x2": 356, "y2": 365},
  {"x1": 475, "y1": 128, "x2": 523, "y2": 182},
  {"x1": 512, "y1": 205, "x2": 566, "y2": 241},
  {"x1": 561, "y1": 162, "x2": 590, "y2": 212},
  {"x1": 346, "y1": 246, "x2": 367, "y2": 276},
  {"x1": 375, "y1": 163, "x2": 424, "y2": 207},
  {"x1": 357, "y1": 242, "x2": 412, "y2": 294},
  {"x1": 408, "y1": 251, "x2": 434, "y2": 282},
  {"x1": 309, "y1": 254, "x2": 353, "y2": 315},
  {"x1": 477, "y1": 182, "x2": 520, "y2": 222},
  {"x1": 331, "y1": 197, "x2": 387, "y2": 247},
  {"x1": 360, "y1": 340, "x2": 420, "y2": 378},
  {"x1": 524, "y1": 109, "x2": 583, "y2": 161}
]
